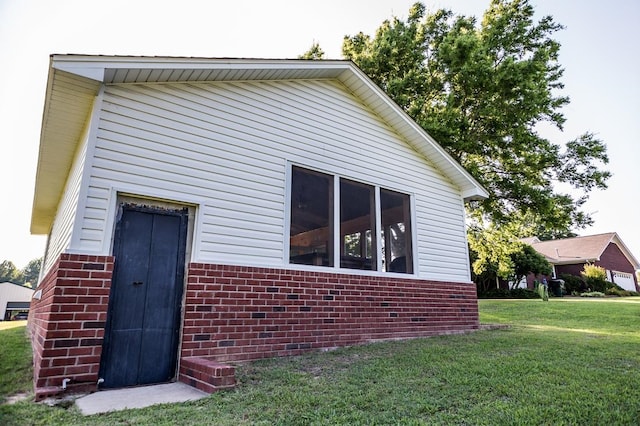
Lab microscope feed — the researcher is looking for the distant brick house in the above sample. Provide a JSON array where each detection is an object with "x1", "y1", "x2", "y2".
[{"x1": 522, "y1": 233, "x2": 639, "y2": 292}]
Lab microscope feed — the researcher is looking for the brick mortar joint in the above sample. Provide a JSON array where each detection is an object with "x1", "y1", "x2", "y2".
[{"x1": 186, "y1": 263, "x2": 474, "y2": 286}]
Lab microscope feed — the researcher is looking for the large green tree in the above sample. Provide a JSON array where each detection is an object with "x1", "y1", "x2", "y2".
[{"x1": 342, "y1": 0, "x2": 610, "y2": 237}]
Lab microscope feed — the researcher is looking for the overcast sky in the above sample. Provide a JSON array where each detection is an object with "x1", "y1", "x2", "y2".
[{"x1": 1, "y1": 0, "x2": 638, "y2": 269}]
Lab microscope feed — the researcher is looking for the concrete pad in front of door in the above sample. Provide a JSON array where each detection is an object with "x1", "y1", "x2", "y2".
[{"x1": 75, "y1": 382, "x2": 209, "y2": 415}]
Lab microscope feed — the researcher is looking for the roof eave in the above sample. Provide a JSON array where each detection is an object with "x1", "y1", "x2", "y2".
[
  {"x1": 53, "y1": 56, "x2": 489, "y2": 202},
  {"x1": 461, "y1": 187, "x2": 490, "y2": 202},
  {"x1": 30, "y1": 55, "x2": 490, "y2": 234},
  {"x1": 552, "y1": 258, "x2": 599, "y2": 266},
  {"x1": 30, "y1": 61, "x2": 101, "y2": 234}
]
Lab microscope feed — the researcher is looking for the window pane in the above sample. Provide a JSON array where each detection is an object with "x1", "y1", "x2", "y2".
[
  {"x1": 340, "y1": 179, "x2": 376, "y2": 270},
  {"x1": 289, "y1": 167, "x2": 334, "y2": 266},
  {"x1": 381, "y1": 189, "x2": 413, "y2": 273}
]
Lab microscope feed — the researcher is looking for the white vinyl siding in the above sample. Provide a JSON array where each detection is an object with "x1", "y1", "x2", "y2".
[
  {"x1": 42, "y1": 131, "x2": 89, "y2": 274},
  {"x1": 75, "y1": 79, "x2": 470, "y2": 281}
]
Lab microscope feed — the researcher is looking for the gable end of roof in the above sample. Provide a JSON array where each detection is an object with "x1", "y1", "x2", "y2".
[{"x1": 31, "y1": 55, "x2": 489, "y2": 234}]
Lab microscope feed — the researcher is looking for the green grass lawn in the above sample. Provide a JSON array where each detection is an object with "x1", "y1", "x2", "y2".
[
  {"x1": 0, "y1": 321, "x2": 33, "y2": 398},
  {"x1": 1, "y1": 298, "x2": 639, "y2": 425}
]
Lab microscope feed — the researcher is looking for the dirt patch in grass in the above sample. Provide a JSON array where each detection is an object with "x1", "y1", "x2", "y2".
[{"x1": 2, "y1": 392, "x2": 30, "y2": 405}]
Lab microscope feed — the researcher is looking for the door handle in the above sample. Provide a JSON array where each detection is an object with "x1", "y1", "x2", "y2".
[{"x1": 132, "y1": 281, "x2": 143, "y2": 286}]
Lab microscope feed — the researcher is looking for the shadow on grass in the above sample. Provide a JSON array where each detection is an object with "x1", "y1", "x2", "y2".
[{"x1": 1, "y1": 301, "x2": 639, "y2": 425}]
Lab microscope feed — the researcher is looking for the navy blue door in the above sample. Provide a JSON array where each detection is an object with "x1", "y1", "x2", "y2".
[{"x1": 100, "y1": 204, "x2": 188, "y2": 388}]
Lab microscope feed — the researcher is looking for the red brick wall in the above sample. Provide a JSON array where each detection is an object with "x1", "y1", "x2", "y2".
[
  {"x1": 181, "y1": 263, "x2": 479, "y2": 363},
  {"x1": 598, "y1": 243, "x2": 638, "y2": 287},
  {"x1": 554, "y1": 263, "x2": 586, "y2": 279},
  {"x1": 28, "y1": 254, "x2": 113, "y2": 399},
  {"x1": 28, "y1": 257, "x2": 478, "y2": 398}
]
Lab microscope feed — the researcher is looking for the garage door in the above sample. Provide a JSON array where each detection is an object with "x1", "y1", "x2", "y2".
[
  {"x1": 612, "y1": 271, "x2": 637, "y2": 292},
  {"x1": 6, "y1": 302, "x2": 30, "y2": 309}
]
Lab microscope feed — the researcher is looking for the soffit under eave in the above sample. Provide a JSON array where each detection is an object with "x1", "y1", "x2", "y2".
[
  {"x1": 49, "y1": 55, "x2": 351, "y2": 84},
  {"x1": 552, "y1": 258, "x2": 598, "y2": 266},
  {"x1": 30, "y1": 69, "x2": 101, "y2": 234}
]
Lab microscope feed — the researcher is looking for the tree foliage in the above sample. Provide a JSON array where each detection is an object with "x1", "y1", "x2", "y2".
[
  {"x1": 0, "y1": 260, "x2": 20, "y2": 283},
  {"x1": 468, "y1": 221, "x2": 523, "y2": 292},
  {"x1": 510, "y1": 244, "x2": 552, "y2": 288},
  {"x1": 342, "y1": 0, "x2": 610, "y2": 237},
  {"x1": 299, "y1": 42, "x2": 326, "y2": 60},
  {"x1": 468, "y1": 217, "x2": 551, "y2": 292},
  {"x1": 0, "y1": 258, "x2": 42, "y2": 287},
  {"x1": 21, "y1": 258, "x2": 42, "y2": 287}
]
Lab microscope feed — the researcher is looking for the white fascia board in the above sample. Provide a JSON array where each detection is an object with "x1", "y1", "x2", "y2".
[
  {"x1": 553, "y1": 258, "x2": 596, "y2": 265},
  {"x1": 52, "y1": 58, "x2": 106, "y2": 81},
  {"x1": 461, "y1": 187, "x2": 490, "y2": 202},
  {"x1": 50, "y1": 55, "x2": 353, "y2": 81}
]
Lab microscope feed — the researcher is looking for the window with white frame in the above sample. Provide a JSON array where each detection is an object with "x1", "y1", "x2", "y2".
[{"x1": 289, "y1": 166, "x2": 413, "y2": 274}]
